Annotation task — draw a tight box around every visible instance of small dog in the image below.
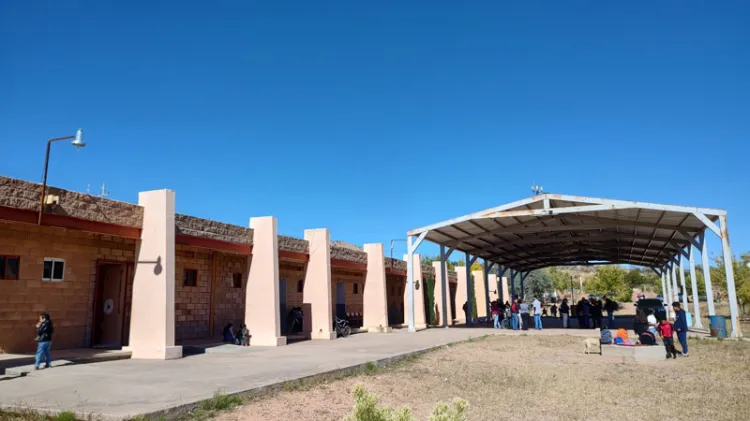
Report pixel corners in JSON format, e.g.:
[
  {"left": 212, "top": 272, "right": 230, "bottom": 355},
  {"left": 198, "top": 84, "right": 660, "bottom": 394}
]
[{"left": 584, "top": 337, "right": 601, "bottom": 355}]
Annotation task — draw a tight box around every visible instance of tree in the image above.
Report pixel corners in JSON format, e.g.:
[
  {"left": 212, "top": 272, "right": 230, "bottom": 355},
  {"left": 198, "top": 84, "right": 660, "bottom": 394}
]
[
  {"left": 522, "top": 270, "right": 553, "bottom": 299},
  {"left": 546, "top": 267, "right": 570, "bottom": 293},
  {"left": 587, "top": 266, "right": 630, "bottom": 302},
  {"left": 709, "top": 253, "right": 750, "bottom": 314}
]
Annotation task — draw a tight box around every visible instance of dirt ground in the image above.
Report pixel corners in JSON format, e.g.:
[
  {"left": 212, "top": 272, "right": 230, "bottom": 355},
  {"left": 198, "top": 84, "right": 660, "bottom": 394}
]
[{"left": 215, "top": 335, "right": 750, "bottom": 421}]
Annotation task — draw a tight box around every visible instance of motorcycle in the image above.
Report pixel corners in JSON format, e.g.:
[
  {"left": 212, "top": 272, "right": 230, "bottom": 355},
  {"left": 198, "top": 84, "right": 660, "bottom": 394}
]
[{"left": 334, "top": 316, "right": 351, "bottom": 338}]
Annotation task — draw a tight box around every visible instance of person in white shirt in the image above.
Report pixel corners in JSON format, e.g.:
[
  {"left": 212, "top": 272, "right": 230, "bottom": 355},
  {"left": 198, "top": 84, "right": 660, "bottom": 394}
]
[
  {"left": 646, "top": 309, "right": 659, "bottom": 336},
  {"left": 532, "top": 297, "right": 543, "bottom": 330}
]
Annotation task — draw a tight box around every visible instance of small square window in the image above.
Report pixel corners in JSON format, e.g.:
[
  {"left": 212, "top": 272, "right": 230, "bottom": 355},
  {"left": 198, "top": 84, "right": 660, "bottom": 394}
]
[
  {"left": 184, "top": 269, "right": 198, "bottom": 287},
  {"left": 353, "top": 283, "right": 359, "bottom": 294},
  {"left": 0, "top": 256, "right": 20, "bottom": 280},
  {"left": 232, "top": 273, "right": 243, "bottom": 288},
  {"left": 297, "top": 279, "right": 304, "bottom": 293},
  {"left": 42, "top": 258, "right": 64, "bottom": 281}
]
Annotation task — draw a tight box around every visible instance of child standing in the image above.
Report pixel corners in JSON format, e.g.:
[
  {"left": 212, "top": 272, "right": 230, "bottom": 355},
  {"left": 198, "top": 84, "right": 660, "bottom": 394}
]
[
  {"left": 239, "top": 324, "right": 251, "bottom": 346},
  {"left": 658, "top": 319, "right": 678, "bottom": 359}
]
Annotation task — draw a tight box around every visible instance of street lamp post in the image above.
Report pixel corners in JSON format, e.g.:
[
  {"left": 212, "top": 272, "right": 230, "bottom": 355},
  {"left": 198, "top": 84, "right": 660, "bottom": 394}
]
[{"left": 38, "top": 129, "right": 86, "bottom": 224}]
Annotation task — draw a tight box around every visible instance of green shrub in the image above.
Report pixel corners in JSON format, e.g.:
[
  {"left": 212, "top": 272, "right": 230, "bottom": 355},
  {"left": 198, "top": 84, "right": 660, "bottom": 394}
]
[
  {"left": 53, "top": 413, "right": 77, "bottom": 421},
  {"left": 197, "top": 391, "right": 242, "bottom": 412},
  {"left": 345, "top": 386, "right": 467, "bottom": 421}
]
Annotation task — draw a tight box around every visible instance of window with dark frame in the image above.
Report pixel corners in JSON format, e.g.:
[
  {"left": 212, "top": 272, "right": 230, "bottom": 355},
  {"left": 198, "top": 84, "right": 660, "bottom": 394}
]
[
  {"left": 0, "top": 256, "right": 20, "bottom": 280},
  {"left": 353, "top": 283, "right": 359, "bottom": 294},
  {"left": 232, "top": 273, "right": 242, "bottom": 288},
  {"left": 297, "top": 279, "right": 304, "bottom": 293},
  {"left": 184, "top": 269, "right": 198, "bottom": 287}
]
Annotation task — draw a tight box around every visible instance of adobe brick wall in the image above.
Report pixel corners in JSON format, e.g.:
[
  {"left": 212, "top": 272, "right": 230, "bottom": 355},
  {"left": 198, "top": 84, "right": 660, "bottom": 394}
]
[
  {"left": 384, "top": 257, "right": 406, "bottom": 272},
  {"left": 279, "top": 236, "right": 309, "bottom": 254},
  {"left": 175, "top": 214, "right": 253, "bottom": 245},
  {"left": 0, "top": 221, "right": 135, "bottom": 353},
  {"left": 174, "top": 245, "right": 212, "bottom": 341},
  {"left": 212, "top": 252, "right": 249, "bottom": 335},
  {"left": 280, "top": 261, "right": 306, "bottom": 309},
  {"left": 331, "top": 268, "right": 365, "bottom": 315},
  {"left": 331, "top": 242, "right": 367, "bottom": 264},
  {"left": 0, "top": 176, "right": 143, "bottom": 227}
]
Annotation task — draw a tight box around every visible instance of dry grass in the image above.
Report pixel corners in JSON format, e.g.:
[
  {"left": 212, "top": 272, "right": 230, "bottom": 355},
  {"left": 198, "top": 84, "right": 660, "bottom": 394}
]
[{"left": 215, "top": 335, "right": 750, "bottom": 421}]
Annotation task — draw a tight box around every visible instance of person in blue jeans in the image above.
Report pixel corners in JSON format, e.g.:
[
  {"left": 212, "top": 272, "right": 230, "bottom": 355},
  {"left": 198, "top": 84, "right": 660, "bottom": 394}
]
[
  {"left": 34, "top": 313, "right": 54, "bottom": 370},
  {"left": 672, "top": 302, "right": 689, "bottom": 357},
  {"left": 511, "top": 300, "right": 520, "bottom": 330},
  {"left": 532, "top": 296, "right": 543, "bottom": 330}
]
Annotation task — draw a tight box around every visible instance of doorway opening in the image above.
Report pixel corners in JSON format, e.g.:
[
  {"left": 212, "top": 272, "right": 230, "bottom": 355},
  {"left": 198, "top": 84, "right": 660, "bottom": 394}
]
[{"left": 92, "top": 262, "right": 128, "bottom": 348}]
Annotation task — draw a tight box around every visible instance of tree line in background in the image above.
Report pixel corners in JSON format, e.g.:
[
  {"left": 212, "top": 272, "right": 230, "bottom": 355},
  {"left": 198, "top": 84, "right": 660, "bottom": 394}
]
[{"left": 418, "top": 252, "right": 750, "bottom": 316}]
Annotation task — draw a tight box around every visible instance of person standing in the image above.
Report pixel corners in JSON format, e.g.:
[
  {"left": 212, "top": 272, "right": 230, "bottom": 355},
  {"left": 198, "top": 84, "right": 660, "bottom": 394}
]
[
  {"left": 658, "top": 318, "right": 679, "bottom": 359},
  {"left": 34, "top": 313, "right": 54, "bottom": 370},
  {"left": 519, "top": 299, "right": 530, "bottom": 331},
  {"left": 583, "top": 298, "right": 591, "bottom": 328},
  {"left": 576, "top": 298, "right": 586, "bottom": 328},
  {"left": 491, "top": 301, "right": 501, "bottom": 329},
  {"left": 511, "top": 299, "right": 520, "bottom": 330},
  {"left": 603, "top": 296, "right": 617, "bottom": 328},
  {"left": 532, "top": 296, "right": 543, "bottom": 330},
  {"left": 560, "top": 298, "right": 570, "bottom": 328},
  {"left": 673, "top": 302, "right": 689, "bottom": 357},
  {"left": 591, "top": 299, "right": 603, "bottom": 329},
  {"left": 646, "top": 309, "right": 659, "bottom": 337}
]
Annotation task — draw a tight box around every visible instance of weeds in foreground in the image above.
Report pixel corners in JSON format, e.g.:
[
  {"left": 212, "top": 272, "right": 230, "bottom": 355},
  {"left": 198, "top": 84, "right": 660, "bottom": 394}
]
[
  {"left": 0, "top": 409, "right": 90, "bottom": 421},
  {"left": 344, "top": 386, "right": 467, "bottom": 421},
  {"left": 186, "top": 391, "right": 243, "bottom": 420}
]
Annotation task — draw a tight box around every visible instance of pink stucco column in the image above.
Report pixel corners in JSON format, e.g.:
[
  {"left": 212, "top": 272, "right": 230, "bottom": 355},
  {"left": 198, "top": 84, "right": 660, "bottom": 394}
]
[
  {"left": 126, "top": 190, "right": 182, "bottom": 360},
  {"left": 246, "top": 216, "right": 287, "bottom": 346},
  {"left": 488, "top": 274, "right": 499, "bottom": 303},
  {"left": 432, "top": 261, "right": 452, "bottom": 326},
  {"left": 472, "top": 270, "right": 487, "bottom": 318},
  {"left": 454, "top": 266, "right": 469, "bottom": 323},
  {"left": 362, "top": 243, "right": 391, "bottom": 333},
  {"left": 303, "top": 229, "right": 336, "bottom": 340},
  {"left": 402, "top": 254, "right": 427, "bottom": 330},
  {"left": 501, "top": 276, "right": 510, "bottom": 303}
]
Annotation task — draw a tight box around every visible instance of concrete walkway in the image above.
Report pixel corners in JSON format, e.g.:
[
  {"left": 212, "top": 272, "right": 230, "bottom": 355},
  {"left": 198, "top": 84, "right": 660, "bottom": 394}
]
[{"left": 0, "top": 327, "right": 597, "bottom": 420}]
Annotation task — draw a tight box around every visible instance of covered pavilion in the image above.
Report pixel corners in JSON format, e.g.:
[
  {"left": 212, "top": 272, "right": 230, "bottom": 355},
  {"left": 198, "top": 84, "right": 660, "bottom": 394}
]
[{"left": 405, "top": 193, "right": 742, "bottom": 337}]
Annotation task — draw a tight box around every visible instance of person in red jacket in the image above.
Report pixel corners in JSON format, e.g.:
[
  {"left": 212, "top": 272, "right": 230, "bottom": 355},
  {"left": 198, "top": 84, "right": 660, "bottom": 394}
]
[{"left": 658, "top": 319, "right": 678, "bottom": 359}]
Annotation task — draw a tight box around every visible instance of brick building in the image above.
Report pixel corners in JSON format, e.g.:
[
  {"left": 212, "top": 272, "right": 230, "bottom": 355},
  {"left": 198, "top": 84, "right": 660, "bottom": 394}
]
[{"left": 0, "top": 176, "right": 461, "bottom": 357}]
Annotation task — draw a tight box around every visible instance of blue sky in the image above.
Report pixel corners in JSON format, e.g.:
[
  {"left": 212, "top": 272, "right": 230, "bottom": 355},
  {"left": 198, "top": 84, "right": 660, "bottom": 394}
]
[{"left": 2, "top": 1, "right": 749, "bottom": 261}]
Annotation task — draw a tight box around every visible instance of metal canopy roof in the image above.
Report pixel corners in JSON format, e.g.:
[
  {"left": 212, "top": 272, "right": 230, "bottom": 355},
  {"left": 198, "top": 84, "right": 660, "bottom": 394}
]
[{"left": 408, "top": 194, "right": 725, "bottom": 273}]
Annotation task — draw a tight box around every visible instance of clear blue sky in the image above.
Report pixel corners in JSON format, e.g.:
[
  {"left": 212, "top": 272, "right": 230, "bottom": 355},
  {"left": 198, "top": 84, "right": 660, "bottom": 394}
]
[{"left": 2, "top": 1, "right": 749, "bottom": 261}]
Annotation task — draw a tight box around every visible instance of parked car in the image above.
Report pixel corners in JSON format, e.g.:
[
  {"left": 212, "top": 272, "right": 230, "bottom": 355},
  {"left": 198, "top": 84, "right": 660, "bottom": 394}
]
[{"left": 634, "top": 298, "right": 667, "bottom": 334}]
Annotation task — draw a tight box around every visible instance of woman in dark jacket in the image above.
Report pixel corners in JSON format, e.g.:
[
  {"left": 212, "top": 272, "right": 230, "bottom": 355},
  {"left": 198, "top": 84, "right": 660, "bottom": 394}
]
[{"left": 34, "top": 313, "right": 54, "bottom": 370}]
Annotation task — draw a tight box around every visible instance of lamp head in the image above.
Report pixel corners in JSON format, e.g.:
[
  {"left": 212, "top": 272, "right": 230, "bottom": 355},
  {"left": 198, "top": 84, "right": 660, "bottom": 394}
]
[{"left": 72, "top": 129, "right": 86, "bottom": 148}]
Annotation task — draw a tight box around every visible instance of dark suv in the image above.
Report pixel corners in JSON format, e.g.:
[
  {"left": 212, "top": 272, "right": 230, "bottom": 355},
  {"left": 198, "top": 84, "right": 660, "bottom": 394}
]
[{"left": 634, "top": 298, "right": 667, "bottom": 334}]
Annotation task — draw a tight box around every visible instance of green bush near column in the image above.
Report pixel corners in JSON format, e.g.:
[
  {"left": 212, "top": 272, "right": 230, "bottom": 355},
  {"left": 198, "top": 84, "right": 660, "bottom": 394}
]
[{"left": 424, "top": 276, "right": 435, "bottom": 324}]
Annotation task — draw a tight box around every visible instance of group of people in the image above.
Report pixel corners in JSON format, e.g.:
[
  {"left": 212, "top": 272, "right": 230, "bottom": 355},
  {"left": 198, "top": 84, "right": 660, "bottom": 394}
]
[
  {"left": 490, "top": 296, "right": 545, "bottom": 330},
  {"left": 646, "top": 301, "right": 690, "bottom": 358},
  {"left": 600, "top": 301, "right": 689, "bottom": 359},
  {"left": 222, "top": 322, "right": 251, "bottom": 346},
  {"left": 574, "top": 295, "right": 618, "bottom": 329}
]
